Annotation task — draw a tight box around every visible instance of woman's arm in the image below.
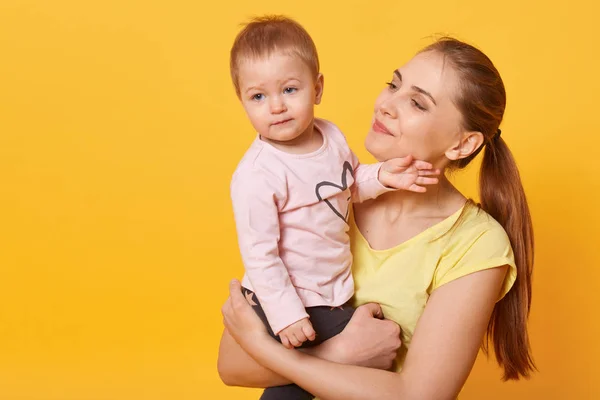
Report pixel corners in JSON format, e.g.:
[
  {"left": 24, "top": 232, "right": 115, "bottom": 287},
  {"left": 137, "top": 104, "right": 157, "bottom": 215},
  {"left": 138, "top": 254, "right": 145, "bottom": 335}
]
[
  {"left": 217, "top": 327, "right": 289, "bottom": 387},
  {"left": 222, "top": 265, "right": 508, "bottom": 400},
  {"left": 217, "top": 302, "right": 403, "bottom": 387}
]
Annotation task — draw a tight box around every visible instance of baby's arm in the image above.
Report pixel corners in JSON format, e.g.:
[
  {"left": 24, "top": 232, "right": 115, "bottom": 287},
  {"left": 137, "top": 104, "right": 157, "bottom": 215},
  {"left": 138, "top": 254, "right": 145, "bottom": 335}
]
[
  {"left": 231, "top": 169, "right": 310, "bottom": 340},
  {"left": 348, "top": 156, "right": 389, "bottom": 203},
  {"left": 350, "top": 151, "right": 439, "bottom": 202}
]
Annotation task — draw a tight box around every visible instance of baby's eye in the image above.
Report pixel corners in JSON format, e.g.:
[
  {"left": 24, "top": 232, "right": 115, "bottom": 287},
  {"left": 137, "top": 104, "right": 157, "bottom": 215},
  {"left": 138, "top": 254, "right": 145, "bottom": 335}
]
[
  {"left": 252, "top": 93, "right": 265, "bottom": 101},
  {"left": 283, "top": 87, "right": 297, "bottom": 94}
]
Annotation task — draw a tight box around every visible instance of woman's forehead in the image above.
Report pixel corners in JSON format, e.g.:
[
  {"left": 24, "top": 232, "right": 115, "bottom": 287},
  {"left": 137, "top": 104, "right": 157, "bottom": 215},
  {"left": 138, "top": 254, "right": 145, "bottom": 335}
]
[{"left": 398, "top": 51, "right": 459, "bottom": 100}]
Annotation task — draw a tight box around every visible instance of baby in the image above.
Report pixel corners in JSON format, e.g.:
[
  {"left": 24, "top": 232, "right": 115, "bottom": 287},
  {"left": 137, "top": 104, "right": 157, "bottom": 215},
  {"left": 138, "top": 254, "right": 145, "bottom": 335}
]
[{"left": 229, "top": 15, "right": 437, "bottom": 400}]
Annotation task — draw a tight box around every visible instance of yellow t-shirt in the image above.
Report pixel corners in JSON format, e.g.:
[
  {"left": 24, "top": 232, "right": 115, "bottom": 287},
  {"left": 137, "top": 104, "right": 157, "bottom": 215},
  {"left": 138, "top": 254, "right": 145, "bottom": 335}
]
[{"left": 349, "top": 202, "right": 517, "bottom": 372}]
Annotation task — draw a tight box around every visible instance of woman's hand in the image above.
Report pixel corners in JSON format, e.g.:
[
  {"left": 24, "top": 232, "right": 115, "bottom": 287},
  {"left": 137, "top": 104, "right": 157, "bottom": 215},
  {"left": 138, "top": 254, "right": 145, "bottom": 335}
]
[
  {"left": 221, "top": 279, "right": 273, "bottom": 352},
  {"left": 221, "top": 280, "right": 401, "bottom": 371},
  {"left": 334, "top": 303, "right": 402, "bottom": 370}
]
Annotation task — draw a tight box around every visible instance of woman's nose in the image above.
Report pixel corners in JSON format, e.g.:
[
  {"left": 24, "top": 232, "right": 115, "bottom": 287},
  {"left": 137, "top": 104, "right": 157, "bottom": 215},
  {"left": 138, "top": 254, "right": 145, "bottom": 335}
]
[{"left": 377, "top": 96, "right": 398, "bottom": 119}]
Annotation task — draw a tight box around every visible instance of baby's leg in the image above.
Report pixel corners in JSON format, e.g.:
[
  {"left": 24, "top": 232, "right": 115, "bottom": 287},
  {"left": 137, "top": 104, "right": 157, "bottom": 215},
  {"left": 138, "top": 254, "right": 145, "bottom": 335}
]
[
  {"left": 240, "top": 287, "right": 278, "bottom": 338},
  {"left": 303, "top": 303, "right": 355, "bottom": 346},
  {"left": 260, "top": 304, "right": 355, "bottom": 399},
  {"left": 242, "top": 288, "right": 354, "bottom": 400},
  {"left": 259, "top": 385, "right": 314, "bottom": 400}
]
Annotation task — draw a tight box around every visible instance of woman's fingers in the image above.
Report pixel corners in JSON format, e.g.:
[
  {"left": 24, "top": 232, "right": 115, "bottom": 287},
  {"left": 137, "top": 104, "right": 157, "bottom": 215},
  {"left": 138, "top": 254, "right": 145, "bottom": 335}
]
[
  {"left": 222, "top": 279, "right": 271, "bottom": 346},
  {"left": 357, "top": 302, "right": 384, "bottom": 319},
  {"left": 221, "top": 296, "right": 232, "bottom": 320},
  {"left": 229, "top": 279, "right": 247, "bottom": 309}
]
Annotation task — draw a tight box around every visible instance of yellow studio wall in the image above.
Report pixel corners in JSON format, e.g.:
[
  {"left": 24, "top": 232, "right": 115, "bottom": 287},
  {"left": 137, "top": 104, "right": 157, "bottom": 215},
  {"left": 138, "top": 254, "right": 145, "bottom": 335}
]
[{"left": 1, "top": 0, "right": 598, "bottom": 399}]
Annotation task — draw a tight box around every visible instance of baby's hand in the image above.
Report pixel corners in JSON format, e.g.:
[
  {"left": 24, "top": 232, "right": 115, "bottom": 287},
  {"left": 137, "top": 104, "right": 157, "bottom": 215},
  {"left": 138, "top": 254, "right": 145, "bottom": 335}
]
[
  {"left": 278, "top": 317, "right": 316, "bottom": 349},
  {"left": 379, "top": 155, "right": 440, "bottom": 193}
]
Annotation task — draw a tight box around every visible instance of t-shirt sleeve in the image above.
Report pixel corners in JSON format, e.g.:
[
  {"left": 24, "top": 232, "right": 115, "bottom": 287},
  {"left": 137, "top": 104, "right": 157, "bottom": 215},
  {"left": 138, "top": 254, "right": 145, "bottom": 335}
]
[
  {"left": 350, "top": 152, "right": 395, "bottom": 203},
  {"left": 431, "top": 223, "right": 517, "bottom": 302},
  {"left": 230, "top": 168, "right": 309, "bottom": 334}
]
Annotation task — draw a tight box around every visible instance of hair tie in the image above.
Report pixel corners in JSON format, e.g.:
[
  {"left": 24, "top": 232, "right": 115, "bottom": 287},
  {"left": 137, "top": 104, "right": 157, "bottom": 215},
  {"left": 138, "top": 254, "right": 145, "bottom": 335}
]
[{"left": 486, "top": 129, "right": 502, "bottom": 147}]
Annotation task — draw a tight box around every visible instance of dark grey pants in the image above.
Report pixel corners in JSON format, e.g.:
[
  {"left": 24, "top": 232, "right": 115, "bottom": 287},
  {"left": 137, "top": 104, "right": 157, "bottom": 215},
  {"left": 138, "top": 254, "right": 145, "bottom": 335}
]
[{"left": 242, "top": 288, "right": 355, "bottom": 400}]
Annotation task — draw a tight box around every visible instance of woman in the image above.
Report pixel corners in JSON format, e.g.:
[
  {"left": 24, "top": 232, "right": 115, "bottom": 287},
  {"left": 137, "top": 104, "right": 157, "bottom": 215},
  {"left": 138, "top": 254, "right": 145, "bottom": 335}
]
[{"left": 218, "top": 37, "right": 535, "bottom": 399}]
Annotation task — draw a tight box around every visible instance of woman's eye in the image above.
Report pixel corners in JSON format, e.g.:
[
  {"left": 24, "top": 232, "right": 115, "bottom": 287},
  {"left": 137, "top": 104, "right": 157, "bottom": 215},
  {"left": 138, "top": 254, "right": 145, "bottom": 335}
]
[
  {"left": 412, "top": 99, "right": 426, "bottom": 111},
  {"left": 385, "top": 81, "right": 398, "bottom": 90}
]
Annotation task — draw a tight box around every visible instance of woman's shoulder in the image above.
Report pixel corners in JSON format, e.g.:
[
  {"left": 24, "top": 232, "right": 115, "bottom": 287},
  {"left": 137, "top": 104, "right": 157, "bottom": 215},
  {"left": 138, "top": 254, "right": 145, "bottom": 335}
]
[
  {"left": 431, "top": 201, "right": 516, "bottom": 297},
  {"left": 449, "top": 201, "right": 509, "bottom": 243}
]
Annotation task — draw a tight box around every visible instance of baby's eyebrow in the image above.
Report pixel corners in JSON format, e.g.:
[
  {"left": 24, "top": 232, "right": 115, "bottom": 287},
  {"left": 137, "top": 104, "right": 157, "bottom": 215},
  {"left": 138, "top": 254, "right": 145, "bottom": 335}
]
[
  {"left": 244, "top": 85, "right": 262, "bottom": 94},
  {"left": 243, "top": 76, "right": 305, "bottom": 94}
]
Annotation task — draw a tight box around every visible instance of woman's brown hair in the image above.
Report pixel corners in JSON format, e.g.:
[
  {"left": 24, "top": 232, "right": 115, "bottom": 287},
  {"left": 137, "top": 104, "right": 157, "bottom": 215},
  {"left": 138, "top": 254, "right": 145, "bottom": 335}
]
[{"left": 423, "top": 37, "right": 535, "bottom": 380}]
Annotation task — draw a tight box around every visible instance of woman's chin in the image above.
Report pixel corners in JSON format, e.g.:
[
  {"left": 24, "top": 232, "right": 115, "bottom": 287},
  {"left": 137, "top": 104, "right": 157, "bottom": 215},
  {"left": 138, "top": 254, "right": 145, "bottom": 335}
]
[
  {"left": 365, "top": 135, "right": 403, "bottom": 162},
  {"left": 364, "top": 134, "right": 384, "bottom": 159}
]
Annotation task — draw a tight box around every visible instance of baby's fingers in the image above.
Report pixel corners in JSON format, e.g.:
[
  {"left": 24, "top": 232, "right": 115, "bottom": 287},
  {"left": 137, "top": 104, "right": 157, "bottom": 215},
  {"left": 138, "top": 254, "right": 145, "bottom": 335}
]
[
  {"left": 407, "top": 183, "right": 427, "bottom": 193},
  {"left": 415, "top": 177, "right": 439, "bottom": 186},
  {"left": 288, "top": 333, "right": 302, "bottom": 347},
  {"left": 418, "top": 169, "right": 440, "bottom": 176},
  {"left": 302, "top": 324, "right": 316, "bottom": 341},
  {"left": 412, "top": 160, "right": 434, "bottom": 170},
  {"left": 280, "top": 334, "right": 293, "bottom": 349}
]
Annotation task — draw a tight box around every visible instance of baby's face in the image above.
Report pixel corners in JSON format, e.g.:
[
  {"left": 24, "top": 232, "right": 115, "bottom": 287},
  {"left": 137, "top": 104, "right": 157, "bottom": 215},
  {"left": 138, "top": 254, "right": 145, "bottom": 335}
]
[{"left": 237, "top": 52, "right": 322, "bottom": 144}]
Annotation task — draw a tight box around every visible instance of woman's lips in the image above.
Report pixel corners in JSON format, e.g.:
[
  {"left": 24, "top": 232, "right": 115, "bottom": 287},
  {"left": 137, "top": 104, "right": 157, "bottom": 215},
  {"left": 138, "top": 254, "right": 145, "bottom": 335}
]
[{"left": 372, "top": 120, "right": 393, "bottom": 135}]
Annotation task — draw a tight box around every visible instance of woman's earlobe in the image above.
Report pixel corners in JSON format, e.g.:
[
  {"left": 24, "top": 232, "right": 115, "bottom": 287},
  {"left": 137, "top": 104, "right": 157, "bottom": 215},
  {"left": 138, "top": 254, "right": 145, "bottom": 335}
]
[
  {"left": 446, "top": 148, "right": 462, "bottom": 161},
  {"left": 446, "top": 131, "right": 484, "bottom": 160},
  {"left": 445, "top": 140, "right": 464, "bottom": 161}
]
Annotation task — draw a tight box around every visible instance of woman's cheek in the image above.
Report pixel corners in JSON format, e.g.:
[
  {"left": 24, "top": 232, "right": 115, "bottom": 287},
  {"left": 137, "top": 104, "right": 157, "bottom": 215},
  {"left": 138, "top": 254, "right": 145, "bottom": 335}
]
[{"left": 364, "top": 132, "right": 389, "bottom": 162}]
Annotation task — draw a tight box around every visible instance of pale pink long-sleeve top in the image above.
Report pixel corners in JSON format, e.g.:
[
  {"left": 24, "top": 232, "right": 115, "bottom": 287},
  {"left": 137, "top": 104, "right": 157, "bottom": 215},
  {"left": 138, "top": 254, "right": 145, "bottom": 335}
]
[{"left": 230, "top": 118, "right": 391, "bottom": 334}]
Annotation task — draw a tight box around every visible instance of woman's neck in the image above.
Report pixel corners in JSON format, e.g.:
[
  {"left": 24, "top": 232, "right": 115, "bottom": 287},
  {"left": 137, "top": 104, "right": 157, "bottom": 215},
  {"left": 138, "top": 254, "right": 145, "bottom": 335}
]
[{"left": 372, "top": 174, "right": 467, "bottom": 220}]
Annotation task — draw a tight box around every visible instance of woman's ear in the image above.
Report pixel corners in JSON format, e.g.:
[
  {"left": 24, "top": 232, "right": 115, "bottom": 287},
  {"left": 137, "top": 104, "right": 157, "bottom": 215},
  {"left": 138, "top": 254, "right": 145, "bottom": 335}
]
[
  {"left": 445, "top": 131, "right": 484, "bottom": 160},
  {"left": 314, "top": 73, "right": 324, "bottom": 105}
]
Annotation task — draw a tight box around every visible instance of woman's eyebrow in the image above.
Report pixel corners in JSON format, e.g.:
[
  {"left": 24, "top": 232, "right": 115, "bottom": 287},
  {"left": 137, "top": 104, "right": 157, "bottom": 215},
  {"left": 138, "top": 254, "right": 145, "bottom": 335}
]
[
  {"left": 413, "top": 86, "right": 437, "bottom": 105},
  {"left": 394, "top": 69, "right": 437, "bottom": 106}
]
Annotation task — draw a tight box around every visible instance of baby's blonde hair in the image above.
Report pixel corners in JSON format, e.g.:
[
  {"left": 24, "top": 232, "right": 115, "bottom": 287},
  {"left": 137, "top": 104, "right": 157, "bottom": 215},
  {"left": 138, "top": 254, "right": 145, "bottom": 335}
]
[{"left": 230, "top": 15, "right": 320, "bottom": 97}]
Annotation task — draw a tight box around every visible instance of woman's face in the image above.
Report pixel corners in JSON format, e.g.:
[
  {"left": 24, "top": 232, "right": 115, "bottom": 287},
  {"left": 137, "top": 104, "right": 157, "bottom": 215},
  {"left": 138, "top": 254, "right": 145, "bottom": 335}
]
[{"left": 365, "top": 50, "right": 466, "bottom": 166}]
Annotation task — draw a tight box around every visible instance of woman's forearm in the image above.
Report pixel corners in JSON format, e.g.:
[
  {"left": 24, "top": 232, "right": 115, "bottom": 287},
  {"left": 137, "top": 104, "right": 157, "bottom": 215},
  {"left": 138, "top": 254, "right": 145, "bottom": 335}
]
[
  {"left": 218, "top": 328, "right": 341, "bottom": 388},
  {"left": 253, "top": 339, "right": 411, "bottom": 400},
  {"left": 218, "top": 329, "right": 290, "bottom": 387},
  {"left": 218, "top": 356, "right": 290, "bottom": 388}
]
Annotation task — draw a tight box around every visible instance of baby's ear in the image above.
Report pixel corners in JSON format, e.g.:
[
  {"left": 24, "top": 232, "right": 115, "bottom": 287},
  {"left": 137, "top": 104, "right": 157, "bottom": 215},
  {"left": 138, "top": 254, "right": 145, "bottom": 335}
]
[{"left": 315, "top": 73, "right": 324, "bottom": 105}]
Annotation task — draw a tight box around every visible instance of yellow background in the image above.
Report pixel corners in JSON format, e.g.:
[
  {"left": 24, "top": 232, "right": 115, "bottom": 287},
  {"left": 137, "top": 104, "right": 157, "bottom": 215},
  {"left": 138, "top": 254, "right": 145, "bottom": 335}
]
[{"left": 1, "top": 0, "right": 598, "bottom": 398}]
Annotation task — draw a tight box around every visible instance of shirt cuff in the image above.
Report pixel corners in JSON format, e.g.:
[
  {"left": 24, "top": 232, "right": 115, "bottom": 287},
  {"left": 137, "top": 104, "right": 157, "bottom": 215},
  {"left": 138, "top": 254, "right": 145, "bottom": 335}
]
[{"left": 260, "top": 293, "right": 310, "bottom": 335}]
